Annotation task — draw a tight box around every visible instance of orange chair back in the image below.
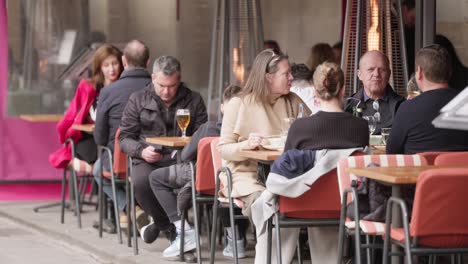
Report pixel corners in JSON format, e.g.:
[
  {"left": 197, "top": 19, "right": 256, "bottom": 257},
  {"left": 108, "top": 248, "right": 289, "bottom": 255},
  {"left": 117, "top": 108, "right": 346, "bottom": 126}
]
[
  {"left": 337, "top": 154, "right": 427, "bottom": 205},
  {"left": 417, "top": 151, "right": 450, "bottom": 165},
  {"left": 195, "top": 137, "right": 218, "bottom": 195},
  {"left": 410, "top": 168, "right": 468, "bottom": 247},
  {"left": 278, "top": 169, "right": 340, "bottom": 218},
  {"left": 113, "top": 128, "right": 127, "bottom": 177},
  {"left": 434, "top": 151, "right": 468, "bottom": 166}
]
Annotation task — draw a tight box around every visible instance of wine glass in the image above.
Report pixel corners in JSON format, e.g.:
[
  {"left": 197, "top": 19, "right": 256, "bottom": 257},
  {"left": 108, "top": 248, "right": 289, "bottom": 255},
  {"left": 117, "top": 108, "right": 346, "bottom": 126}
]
[
  {"left": 176, "top": 109, "right": 191, "bottom": 138},
  {"left": 362, "top": 116, "right": 377, "bottom": 136},
  {"left": 381, "top": 127, "right": 391, "bottom": 145}
]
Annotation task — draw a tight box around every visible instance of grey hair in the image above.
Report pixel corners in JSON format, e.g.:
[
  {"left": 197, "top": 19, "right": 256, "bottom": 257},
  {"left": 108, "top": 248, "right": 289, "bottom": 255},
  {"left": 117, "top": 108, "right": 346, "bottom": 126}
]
[{"left": 152, "top": 55, "right": 181, "bottom": 75}]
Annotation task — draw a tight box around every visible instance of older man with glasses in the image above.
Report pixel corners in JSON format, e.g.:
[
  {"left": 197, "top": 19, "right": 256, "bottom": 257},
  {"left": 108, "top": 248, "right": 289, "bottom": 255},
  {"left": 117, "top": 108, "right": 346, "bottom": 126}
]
[{"left": 345, "top": 50, "right": 405, "bottom": 134}]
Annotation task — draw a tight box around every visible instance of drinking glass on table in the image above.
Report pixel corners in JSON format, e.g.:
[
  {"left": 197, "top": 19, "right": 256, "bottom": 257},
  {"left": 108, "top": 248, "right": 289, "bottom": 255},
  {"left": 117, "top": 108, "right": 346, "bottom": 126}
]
[
  {"left": 176, "top": 109, "right": 190, "bottom": 138},
  {"left": 362, "top": 116, "right": 377, "bottom": 136},
  {"left": 381, "top": 127, "right": 391, "bottom": 145}
]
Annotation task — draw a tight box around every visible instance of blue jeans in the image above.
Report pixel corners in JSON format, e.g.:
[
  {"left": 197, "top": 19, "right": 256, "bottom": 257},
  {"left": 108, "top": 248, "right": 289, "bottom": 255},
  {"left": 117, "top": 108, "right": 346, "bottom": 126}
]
[{"left": 93, "top": 159, "right": 127, "bottom": 213}]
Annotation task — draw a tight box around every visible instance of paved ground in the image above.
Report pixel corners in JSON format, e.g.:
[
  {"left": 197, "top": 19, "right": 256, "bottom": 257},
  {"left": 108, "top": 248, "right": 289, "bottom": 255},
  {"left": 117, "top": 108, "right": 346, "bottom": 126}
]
[
  {"left": 2, "top": 200, "right": 466, "bottom": 263},
  {"left": 0, "top": 200, "right": 261, "bottom": 264}
]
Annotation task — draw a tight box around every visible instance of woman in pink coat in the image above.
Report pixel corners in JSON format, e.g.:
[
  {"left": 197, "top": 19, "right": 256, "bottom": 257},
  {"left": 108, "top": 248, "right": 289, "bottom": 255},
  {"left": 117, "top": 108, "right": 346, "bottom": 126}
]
[{"left": 49, "top": 44, "right": 123, "bottom": 169}]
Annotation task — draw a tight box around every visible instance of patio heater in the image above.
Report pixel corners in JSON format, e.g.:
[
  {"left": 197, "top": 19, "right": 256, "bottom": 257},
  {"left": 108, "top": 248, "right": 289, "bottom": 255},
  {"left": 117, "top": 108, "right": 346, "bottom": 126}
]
[
  {"left": 206, "top": 0, "right": 264, "bottom": 121},
  {"left": 342, "top": 0, "right": 408, "bottom": 97}
]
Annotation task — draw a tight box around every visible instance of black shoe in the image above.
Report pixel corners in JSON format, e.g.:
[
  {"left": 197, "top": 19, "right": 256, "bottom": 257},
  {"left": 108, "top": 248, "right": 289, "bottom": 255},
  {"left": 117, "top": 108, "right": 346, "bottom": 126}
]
[
  {"left": 92, "top": 219, "right": 116, "bottom": 234},
  {"left": 162, "top": 224, "right": 177, "bottom": 242},
  {"left": 140, "top": 222, "right": 160, "bottom": 243}
]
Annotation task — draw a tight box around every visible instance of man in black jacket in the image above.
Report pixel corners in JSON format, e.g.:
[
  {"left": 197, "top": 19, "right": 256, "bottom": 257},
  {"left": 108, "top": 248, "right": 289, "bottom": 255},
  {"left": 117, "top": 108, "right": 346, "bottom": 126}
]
[
  {"left": 148, "top": 85, "right": 244, "bottom": 258},
  {"left": 118, "top": 55, "right": 207, "bottom": 245},
  {"left": 387, "top": 44, "right": 468, "bottom": 154},
  {"left": 93, "top": 39, "right": 151, "bottom": 230},
  {"left": 345, "top": 51, "right": 405, "bottom": 134}
]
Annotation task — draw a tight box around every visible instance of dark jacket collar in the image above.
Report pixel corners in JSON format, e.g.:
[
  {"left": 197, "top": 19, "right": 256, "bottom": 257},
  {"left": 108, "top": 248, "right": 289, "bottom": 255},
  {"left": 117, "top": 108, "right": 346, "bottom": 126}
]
[
  {"left": 119, "top": 68, "right": 151, "bottom": 80},
  {"left": 354, "top": 85, "right": 400, "bottom": 102}
]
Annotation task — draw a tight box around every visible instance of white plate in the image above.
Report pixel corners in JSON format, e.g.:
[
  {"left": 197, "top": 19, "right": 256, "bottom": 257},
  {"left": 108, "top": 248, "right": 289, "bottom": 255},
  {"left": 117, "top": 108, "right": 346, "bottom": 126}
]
[
  {"left": 261, "top": 144, "right": 284, "bottom": 151},
  {"left": 261, "top": 137, "right": 284, "bottom": 151}
]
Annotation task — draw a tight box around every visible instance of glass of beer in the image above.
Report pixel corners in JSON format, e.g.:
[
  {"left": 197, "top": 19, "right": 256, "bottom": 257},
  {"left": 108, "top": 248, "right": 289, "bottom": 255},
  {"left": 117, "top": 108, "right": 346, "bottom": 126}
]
[{"left": 176, "top": 109, "right": 191, "bottom": 138}]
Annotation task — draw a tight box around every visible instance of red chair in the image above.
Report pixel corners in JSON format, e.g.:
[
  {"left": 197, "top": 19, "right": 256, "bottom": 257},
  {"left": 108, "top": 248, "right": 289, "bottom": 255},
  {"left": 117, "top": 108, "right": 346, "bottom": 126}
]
[
  {"left": 337, "top": 154, "right": 427, "bottom": 264},
  {"left": 434, "top": 151, "right": 468, "bottom": 166},
  {"left": 98, "top": 129, "right": 138, "bottom": 254},
  {"left": 269, "top": 168, "right": 341, "bottom": 264},
  {"left": 383, "top": 168, "right": 468, "bottom": 264},
  {"left": 209, "top": 138, "right": 247, "bottom": 264},
  {"left": 190, "top": 136, "right": 218, "bottom": 263},
  {"left": 417, "top": 151, "right": 450, "bottom": 165}
]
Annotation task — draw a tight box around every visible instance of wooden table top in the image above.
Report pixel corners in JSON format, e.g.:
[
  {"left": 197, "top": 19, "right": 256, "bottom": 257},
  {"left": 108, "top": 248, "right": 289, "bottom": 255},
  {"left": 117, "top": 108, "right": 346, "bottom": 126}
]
[
  {"left": 72, "top": 124, "right": 95, "bottom": 133},
  {"left": 19, "top": 114, "right": 63, "bottom": 122},
  {"left": 239, "top": 149, "right": 283, "bottom": 161},
  {"left": 347, "top": 165, "right": 468, "bottom": 184},
  {"left": 146, "top": 136, "right": 191, "bottom": 147}
]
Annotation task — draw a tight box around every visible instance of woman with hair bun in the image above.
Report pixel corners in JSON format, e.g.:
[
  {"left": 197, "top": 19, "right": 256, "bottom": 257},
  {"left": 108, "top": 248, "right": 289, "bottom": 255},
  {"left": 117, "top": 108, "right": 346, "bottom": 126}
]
[
  {"left": 285, "top": 62, "right": 369, "bottom": 151},
  {"left": 283, "top": 62, "right": 369, "bottom": 264}
]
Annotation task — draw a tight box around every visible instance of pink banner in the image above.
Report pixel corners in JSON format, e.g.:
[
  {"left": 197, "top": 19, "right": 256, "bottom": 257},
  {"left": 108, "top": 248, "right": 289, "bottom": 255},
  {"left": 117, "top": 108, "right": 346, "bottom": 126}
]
[{"left": 0, "top": 0, "right": 61, "bottom": 181}]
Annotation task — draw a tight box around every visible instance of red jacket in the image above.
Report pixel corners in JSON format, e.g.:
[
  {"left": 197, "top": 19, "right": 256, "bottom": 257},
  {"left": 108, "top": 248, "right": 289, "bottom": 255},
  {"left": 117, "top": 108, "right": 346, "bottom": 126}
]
[{"left": 49, "top": 80, "right": 97, "bottom": 169}]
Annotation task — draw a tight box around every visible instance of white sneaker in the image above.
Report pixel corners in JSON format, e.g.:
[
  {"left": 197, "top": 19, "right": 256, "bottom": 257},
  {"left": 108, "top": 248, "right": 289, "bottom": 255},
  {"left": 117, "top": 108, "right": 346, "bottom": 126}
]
[
  {"left": 223, "top": 237, "right": 246, "bottom": 258},
  {"left": 162, "top": 229, "right": 197, "bottom": 258}
]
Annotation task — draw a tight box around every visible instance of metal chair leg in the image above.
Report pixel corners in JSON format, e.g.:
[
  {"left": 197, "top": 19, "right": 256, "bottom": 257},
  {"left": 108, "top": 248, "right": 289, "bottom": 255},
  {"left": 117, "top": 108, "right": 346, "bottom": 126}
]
[
  {"left": 267, "top": 218, "right": 273, "bottom": 264},
  {"left": 228, "top": 198, "right": 239, "bottom": 264},
  {"left": 111, "top": 173, "right": 122, "bottom": 244},
  {"left": 180, "top": 210, "right": 187, "bottom": 262},
  {"left": 130, "top": 177, "right": 138, "bottom": 255},
  {"left": 126, "top": 174, "right": 132, "bottom": 248},
  {"left": 296, "top": 235, "right": 303, "bottom": 264},
  {"left": 366, "top": 235, "right": 372, "bottom": 264},
  {"left": 70, "top": 167, "right": 82, "bottom": 228},
  {"left": 209, "top": 172, "right": 221, "bottom": 264},
  {"left": 60, "top": 168, "right": 67, "bottom": 224},
  {"left": 190, "top": 162, "right": 202, "bottom": 264},
  {"left": 274, "top": 212, "right": 282, "bottom": 264}
]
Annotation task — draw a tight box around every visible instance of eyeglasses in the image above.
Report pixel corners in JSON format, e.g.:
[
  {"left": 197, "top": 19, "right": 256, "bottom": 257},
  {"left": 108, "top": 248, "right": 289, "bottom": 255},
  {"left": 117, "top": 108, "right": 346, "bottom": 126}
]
[{"left": 372, "top": 100, "right": 381, "bottom": 122}]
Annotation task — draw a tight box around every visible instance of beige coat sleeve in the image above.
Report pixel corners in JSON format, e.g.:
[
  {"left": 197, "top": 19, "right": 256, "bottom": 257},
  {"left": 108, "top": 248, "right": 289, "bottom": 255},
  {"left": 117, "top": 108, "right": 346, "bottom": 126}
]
[{"left": 218, "top": 97, "right": 250, "bottom": 161}]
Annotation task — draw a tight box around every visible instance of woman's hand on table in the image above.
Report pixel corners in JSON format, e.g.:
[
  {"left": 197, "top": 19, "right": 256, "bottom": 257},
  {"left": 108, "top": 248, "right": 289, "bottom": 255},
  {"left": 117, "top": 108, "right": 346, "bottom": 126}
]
[
  {"left": 246, "top": 133, "right": 263, "bottom": 150},
  {"left": 141, "top": 146, "right": 163, "bottom": 163}
]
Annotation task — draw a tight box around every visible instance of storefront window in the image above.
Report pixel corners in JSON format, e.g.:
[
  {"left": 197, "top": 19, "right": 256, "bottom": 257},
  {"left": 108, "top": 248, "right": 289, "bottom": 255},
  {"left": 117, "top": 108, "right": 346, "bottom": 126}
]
[{"left": 7, "top": 0, "right": 214, "bottom": 116}]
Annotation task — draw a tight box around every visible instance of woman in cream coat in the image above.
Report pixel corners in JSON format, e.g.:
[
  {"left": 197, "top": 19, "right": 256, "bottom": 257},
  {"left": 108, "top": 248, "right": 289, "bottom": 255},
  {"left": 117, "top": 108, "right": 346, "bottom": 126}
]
[{"left": 218, "top": 49, "right": 309, "bottom": 218}]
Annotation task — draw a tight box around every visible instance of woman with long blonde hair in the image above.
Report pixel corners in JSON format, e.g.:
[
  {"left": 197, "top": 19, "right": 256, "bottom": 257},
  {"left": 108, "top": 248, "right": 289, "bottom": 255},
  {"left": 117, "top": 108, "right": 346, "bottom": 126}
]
[{"left": 218, "top": 49, "right": 309, "bottom": 259}]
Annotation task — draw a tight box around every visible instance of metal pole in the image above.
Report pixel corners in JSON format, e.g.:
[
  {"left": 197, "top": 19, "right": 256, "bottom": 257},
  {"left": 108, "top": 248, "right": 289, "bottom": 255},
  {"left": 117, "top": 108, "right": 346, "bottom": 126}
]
[
  {"left": 353, "top": 0, "right": 364, "bottom": 93},
  {"left": 255, "top": 0, "right": 264, "bottom": 53},
  {"left": 415, "top": 0, "right": 423, "bottom": 52},
  {"left": 422, "top": 0, "right": 435, "bottom": 47},
  {"left": 207, "top": 0, "right": 221, "bottom": 121},
  {"left": 217, "top": 0, "right": 228, "bottom": 121},
  {"left": 396, "top": 0, "right": 409, "bottom": 85}
]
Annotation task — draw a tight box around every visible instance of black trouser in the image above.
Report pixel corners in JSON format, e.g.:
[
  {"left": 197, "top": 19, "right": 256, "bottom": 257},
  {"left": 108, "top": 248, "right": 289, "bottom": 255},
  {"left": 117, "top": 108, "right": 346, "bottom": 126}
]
[{"left": 132, "top": 161, "right": 172, "bottom": 231}]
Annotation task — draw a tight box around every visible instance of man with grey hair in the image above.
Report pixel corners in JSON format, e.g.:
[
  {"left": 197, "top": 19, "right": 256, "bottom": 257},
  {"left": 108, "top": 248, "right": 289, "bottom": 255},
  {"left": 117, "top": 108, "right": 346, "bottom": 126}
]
[
  {"left": 93, "top": 39, "right": 151, "bottom": 232},
  {"left": 119, "top": 55, "right": 207, "bottom": 247}
]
